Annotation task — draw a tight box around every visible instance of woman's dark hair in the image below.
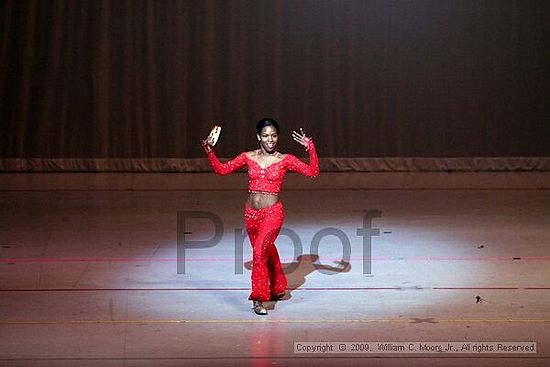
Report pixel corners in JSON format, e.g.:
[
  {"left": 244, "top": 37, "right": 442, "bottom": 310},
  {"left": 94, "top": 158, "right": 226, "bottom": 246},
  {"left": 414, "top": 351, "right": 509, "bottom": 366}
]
[{"left": 256, "top": 118, "right": 280, "bottom": 135}]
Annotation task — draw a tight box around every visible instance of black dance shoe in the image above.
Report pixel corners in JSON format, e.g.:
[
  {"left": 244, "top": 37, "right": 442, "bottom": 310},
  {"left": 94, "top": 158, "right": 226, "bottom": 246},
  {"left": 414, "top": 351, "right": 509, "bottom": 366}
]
[{"left": 253, "top": 300, "right": 267, "bottom": 315}]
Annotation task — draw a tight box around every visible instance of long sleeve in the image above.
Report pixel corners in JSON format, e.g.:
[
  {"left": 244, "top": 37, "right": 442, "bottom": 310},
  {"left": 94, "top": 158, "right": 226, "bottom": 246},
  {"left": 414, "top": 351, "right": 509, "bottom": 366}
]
[
  {"left": 285, "top": 140, "right": 319, "bottom": 178},
  {"left": 206, "top": 149, "right": 247, "bottom": 175}
]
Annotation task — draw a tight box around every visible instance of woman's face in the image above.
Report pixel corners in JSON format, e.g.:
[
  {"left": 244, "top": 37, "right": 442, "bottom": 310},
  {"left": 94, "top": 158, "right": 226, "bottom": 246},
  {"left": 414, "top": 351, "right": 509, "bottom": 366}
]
[{"left": 257, "top": 125, "right": 279, "bottom": 153}]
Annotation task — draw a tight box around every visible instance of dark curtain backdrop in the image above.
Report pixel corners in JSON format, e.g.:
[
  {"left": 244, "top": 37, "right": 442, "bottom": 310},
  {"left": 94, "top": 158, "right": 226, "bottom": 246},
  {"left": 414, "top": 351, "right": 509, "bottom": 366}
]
[{"left": 1, "top": 0, "right": 549, "bottom": 163}]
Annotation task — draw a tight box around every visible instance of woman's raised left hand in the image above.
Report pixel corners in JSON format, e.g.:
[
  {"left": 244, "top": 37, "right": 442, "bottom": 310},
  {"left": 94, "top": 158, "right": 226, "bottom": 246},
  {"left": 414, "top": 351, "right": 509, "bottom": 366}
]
[{"left": 292, "top": 128, "right": 312, "bottom": 147}]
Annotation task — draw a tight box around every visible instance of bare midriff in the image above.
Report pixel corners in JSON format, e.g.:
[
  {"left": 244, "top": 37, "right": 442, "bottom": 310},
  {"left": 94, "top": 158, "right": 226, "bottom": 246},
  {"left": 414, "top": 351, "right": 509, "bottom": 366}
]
[{"left": 247, "top": 191, "right": 279, "bottom": 209}]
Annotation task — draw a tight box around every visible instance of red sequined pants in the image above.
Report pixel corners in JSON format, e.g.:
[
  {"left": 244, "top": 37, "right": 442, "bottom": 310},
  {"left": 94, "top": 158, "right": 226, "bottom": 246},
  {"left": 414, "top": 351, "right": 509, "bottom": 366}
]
[{"left": 245, "top": 201, "right": 287, "bottom": 301}]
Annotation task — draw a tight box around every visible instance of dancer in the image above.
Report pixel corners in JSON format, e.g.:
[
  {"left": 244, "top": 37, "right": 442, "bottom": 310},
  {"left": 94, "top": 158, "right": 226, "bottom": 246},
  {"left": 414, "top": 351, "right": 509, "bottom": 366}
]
[{"left": 202, "top": 118, "right": 319, "bottom": 315}]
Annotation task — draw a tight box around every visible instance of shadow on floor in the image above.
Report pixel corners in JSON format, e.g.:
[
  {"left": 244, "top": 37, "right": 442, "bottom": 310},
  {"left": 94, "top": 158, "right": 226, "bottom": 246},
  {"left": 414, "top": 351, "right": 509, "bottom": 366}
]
[{"left": 244, "top": 254, "right": 351, "bottom": 310}]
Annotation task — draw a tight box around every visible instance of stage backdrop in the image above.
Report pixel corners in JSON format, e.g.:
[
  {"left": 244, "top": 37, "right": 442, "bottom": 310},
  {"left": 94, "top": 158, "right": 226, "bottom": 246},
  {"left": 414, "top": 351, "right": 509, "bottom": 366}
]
[{"left": 1, "top": 0, "right": 549, "bottom": 171}]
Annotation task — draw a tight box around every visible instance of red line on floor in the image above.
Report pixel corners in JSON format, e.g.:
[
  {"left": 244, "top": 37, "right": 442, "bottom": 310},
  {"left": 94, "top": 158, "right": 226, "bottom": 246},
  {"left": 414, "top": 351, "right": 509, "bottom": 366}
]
[
  {"left": 432, "top": 287, "right": 521, "bottom": 290},
  {"left": 2, "top": 256, "right": 549, "bottom": 263},
  {"left": 1, "top": 287, "right": 549, "bottom": 292}
]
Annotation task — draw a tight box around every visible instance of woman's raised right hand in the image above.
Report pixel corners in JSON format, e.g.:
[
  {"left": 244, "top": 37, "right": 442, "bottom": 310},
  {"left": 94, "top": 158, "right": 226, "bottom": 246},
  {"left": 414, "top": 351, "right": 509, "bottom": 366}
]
[{"left": 201, "top": 136, "right": 214, "bottom": 152}]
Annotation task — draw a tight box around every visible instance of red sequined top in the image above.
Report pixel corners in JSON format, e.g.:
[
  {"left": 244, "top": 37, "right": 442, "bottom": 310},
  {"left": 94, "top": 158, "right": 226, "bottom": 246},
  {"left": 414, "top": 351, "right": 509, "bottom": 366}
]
[{"left": 205, "top": 140, "right": 319, "bottom": 194}]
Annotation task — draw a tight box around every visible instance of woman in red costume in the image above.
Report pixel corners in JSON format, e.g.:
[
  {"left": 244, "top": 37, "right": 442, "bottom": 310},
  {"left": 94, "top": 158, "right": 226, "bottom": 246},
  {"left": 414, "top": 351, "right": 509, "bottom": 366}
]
[{"left": 202, "top": 118, "right": 319, "bottom": 315}]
